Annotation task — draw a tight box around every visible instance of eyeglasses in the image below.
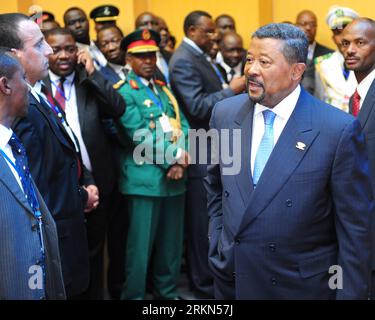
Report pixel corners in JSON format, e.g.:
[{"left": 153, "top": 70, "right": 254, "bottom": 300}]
[
  {"left": 297, "top": 22, "right": 317, "bottom": 28},
  {"left": 51, "top": 45, "right": 77, "bottom": 55}
]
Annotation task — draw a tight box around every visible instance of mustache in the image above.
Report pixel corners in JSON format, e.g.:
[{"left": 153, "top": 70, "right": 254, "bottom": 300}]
[{"left": 246, "top": 76, "right": 264, "bottom": 88}]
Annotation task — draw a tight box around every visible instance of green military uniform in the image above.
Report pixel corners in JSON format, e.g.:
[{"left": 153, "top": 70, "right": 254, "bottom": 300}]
[{"left": 116, "top": 39, "right": 190, "bottom": 299}]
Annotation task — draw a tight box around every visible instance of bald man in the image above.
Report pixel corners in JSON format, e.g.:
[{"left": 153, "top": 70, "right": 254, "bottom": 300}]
[{"left": 296, "top": 10, "right": 333, "bottom": 94}]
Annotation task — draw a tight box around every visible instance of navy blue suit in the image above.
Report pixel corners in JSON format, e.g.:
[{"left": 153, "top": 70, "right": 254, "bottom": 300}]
[
  {"left": 350, "top": 79, "right": 375, "bottom": 298},
  {"left": 205, "top": 88, "right": 372, "bottom": 299}
]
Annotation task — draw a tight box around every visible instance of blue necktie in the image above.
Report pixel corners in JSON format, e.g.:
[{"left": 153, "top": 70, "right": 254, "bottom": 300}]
[
  {"left": 253, "top": 110, "right": 276, "bottom": 186},
  {"left": 8, "top": 133, "right": 40, "bottom": 215}
]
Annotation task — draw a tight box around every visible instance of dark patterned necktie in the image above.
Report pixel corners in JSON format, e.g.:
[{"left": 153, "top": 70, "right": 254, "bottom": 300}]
[
  {"left": 351, "top": 89, "right": 361, "bottom": 117},
  {"left": 54, "top": 77, "right": 66, "bottom": 110},
  {"left": 8, "top": 133, "right": 39, "bottom": 214}
]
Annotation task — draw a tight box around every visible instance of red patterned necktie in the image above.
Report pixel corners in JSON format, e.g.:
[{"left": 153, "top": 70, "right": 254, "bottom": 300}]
[
  {"left": 351, "top": 89, "right": 361, "bottom": 117},
  {"left": 54, "top": 77, "right": 66, "bottom": 110}
]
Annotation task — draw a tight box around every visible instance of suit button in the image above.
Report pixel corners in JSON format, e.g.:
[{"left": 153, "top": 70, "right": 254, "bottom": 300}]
[
  {"left": 224, "top": 191, "right": 229, "bottom": 197},
  {"left": 36, "top": 259, "right": 41, "bottom": 265},
  {"left": 285, "top": 199, "right": 292, "bottom": 207},
  {"left": 31, "top": 224, "right": 38, "bottom": 231},
  {"left": 232, "top": 272, "right": 236, "bottom": 279},
  {"left": 70, "top": 162, "right": 75, "bottom": 168},
  {"left": 235, "top": 238, "right": 241, "bottom": 245},
  {"left": 271, "top": 278, "right": 277, "bottom": 286},
  {"left": 269, "top": 243, "right": 276, "bottom": 252}
]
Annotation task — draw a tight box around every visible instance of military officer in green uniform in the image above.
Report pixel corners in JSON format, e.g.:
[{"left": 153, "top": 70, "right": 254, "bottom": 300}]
[{"left": 115, "top": 29, "right": 190, "bottom": 300}]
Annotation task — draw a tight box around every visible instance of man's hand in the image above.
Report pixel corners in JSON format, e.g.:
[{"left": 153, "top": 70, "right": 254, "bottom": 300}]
[
  {"left": 229, "top": 75, "right": 246, "bottom": 94},
  {"left": 167, "top": 165, "right": 185, "bottom": 180},
  {"left": 77, "top": 49, "right": 95, "bottom": 75},
  {"left": 84, "top": 184, "right": 99, "bottom": 213},
  {"left": 176, "top": 149, "right": 191, "bottom": 169}
]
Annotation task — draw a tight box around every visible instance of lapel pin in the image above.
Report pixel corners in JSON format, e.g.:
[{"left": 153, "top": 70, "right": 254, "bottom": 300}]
[
  {"left": 143, "top": 99, "right": 153, "bottom": 108},
  {"left": 296, "top": 142, "right": 306, "bottom": 151}
]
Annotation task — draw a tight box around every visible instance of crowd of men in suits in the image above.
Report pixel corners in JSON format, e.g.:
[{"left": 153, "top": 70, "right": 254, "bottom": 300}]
[{"left": 1, "top": 3, "right": 375, "bottom": 300}]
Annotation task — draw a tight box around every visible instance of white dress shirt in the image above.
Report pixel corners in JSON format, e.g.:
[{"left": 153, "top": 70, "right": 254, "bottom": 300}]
[
  {"left": 219, "top": 60, "right": 243, "bottom": 81},
  {"left": 251, "top": 85, "right": 301, "bottom": 176},
  {"left": 307, "top": 42, "right": 317, "bottom": 62},
  {"left": 48, "top": 71, "right": 93, "bottom": 171},
  {"left": 356, "top": 68, "right": 375, "bottom": 109},
  {"left": 107, "top": 62, "right": 127, "bottom": 80},
  {"left": 0, "top": 124, "right": 23, "bottom": 190}
]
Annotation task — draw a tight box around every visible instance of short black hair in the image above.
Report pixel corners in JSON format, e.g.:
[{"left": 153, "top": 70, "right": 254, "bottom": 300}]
[
  {"left": 215, "top": 14, "right": 235, "bottom": 24},
  {"left": 0, "top": 47, "right": 22, "bottom": 79},
  {"left": 0, "top": 13, "right": 30, "bottom": 49},
  {"left": 44, "top": 27, "right": 75, "bottom": 42},
  {"left": 97, "top": 25, "right": 124, "bottom": 39},
  {"left": 252, "top": 23, "right": 308, "bottom": 64},
  {"left": 63, "top": 7, "right": 87, "bottom": 25},
  {"left": 183, "top": 10, "right": 212, "bottom": 36}
]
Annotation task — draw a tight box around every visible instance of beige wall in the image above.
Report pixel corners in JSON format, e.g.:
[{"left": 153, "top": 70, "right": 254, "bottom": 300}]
[
  {"left": 273, "top": 0, "right": 375, "bottom": 50},
  {"left": 2, "top": 0, "right": 375, "bottom": 50}
]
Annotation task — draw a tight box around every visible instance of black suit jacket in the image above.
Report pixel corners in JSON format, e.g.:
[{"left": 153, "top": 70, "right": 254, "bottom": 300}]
[
  {"left": 169, "top": 41, "right": 235, "bottom": 177},
  {"left": 302, "top": 42, "right": 333, "bottom": 94},
  {"left": 44, "top": 67, "right": 126, "bottom": 196},
  {"left": 12, "top": 92, "right": 93, "bottom": 297},
  {"left": 350, "top": 79, "right": 375, "bottom": 269}
]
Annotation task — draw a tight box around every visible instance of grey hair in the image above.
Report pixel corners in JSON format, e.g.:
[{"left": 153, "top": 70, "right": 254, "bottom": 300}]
[{"left": 252, "top": 23, "right": 308, "bottom": 64}]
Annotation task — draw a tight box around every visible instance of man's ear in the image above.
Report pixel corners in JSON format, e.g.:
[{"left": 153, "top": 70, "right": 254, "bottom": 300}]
[
  {"left": 0, "top": 77, "right": 11, "bottom": 96},
  {"left": 292, "top": 62, "right": 306, "bottom": 81}
]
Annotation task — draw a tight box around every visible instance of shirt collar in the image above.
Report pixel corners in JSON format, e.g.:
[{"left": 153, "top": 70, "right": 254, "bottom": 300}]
[
  {"left": 357, "top": 68, "right": 375, "bottom": 100},
  {"left": 28, "top": 83, "right": 40, "bottom": 103},
  {"left": 0, "top": 124, "right": 13, "bottom": 150},
  {"left": 49, "top": 70, "right": 75, "bottom": 84},
  {"left": 183, "top": 37, "right": 204, "bottom": 55},
  {"left": 220, "top": 60, "right": 242, "bottom": 74},
  {"left": 254, "top": 85, "right": 301, "bottom": 121},
  {"left": 108, "top": 62, "right": 125, "bottom": 75}
]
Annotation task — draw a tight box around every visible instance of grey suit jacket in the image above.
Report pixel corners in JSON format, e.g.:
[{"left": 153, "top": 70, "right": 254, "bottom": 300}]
[
  {"left": 169, "top": 40, "right": 235, "bottom": 177},
  {"left": 0, "top": 155, "right": 66, "bottom": 300}
]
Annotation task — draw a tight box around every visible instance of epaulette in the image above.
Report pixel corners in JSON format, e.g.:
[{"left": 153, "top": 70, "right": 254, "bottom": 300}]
[
  {"left": 113, "top": 79, "right": 125, "bottom": 90},
  {"left": 314, "top": 52, "right": 334, "bottom": 65},
  {"left": 154, "top": 79, "right": 166, "bottom": 87}
]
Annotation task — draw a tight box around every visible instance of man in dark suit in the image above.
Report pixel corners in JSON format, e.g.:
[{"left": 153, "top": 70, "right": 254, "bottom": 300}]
[
  {"left": 0, "top": 13, "right": 98, "bottom": 299},
  {"left": 205, "top": 23, "right": 372, "bottom": 299},
  {"left": 342, "top": 18, "right": 375, "bottom": 299},
  {"left": 0, "top": 48, "right": 65, "bottom": 300},
  {"left": 43, "top": 27, "right": 126, "bottom": 299},
  {"left": 97, "top": 25, "right": 127, "bottom": 83},
  {"left": 169, "top": 10, "right": 246, "bottom": 299},
  {"left": 296, "top": 10, "right": 333, "bottom": 94}
]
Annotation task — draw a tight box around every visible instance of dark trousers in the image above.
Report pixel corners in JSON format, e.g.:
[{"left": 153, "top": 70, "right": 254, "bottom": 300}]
[
  {"left": 186, "top": 177, "right": 214, "bottom": 299},
  {"left": 78, "top": 193, "right": 111, "bottom": 299},
  {"left": 107, "top": 193, "right": 128, "bottom": 300}
]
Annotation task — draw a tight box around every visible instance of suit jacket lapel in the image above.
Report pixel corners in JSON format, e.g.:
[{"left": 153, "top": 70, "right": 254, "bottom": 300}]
[
  {"left": 74, "top": 73, "right": 87, "bottom": 132},
  {"left": 233, "top": 99, "right": 255, "bottom": 207},
  {"left": 237, "top": 89, "right": 320, "bottom": 234},
  {"left": 358, "top": 79, "right": 375, "bottom": 128},
  {"left": 0, "top": 155, "right": 34, "bottom": 217},
  {"left": 29, "top": 93, "right": 75, "bottom": 152}
]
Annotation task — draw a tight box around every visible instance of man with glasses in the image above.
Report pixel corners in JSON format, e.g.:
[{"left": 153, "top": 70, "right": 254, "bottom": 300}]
[
  {"left": 43, "top": 27, "right": 126, "bottom": 299},
  {"left": 296, "top": 10, "right": 333, "bottom": 94},
  {"left": 169, "top": 10, "right": 246, "bottom": 299}
]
